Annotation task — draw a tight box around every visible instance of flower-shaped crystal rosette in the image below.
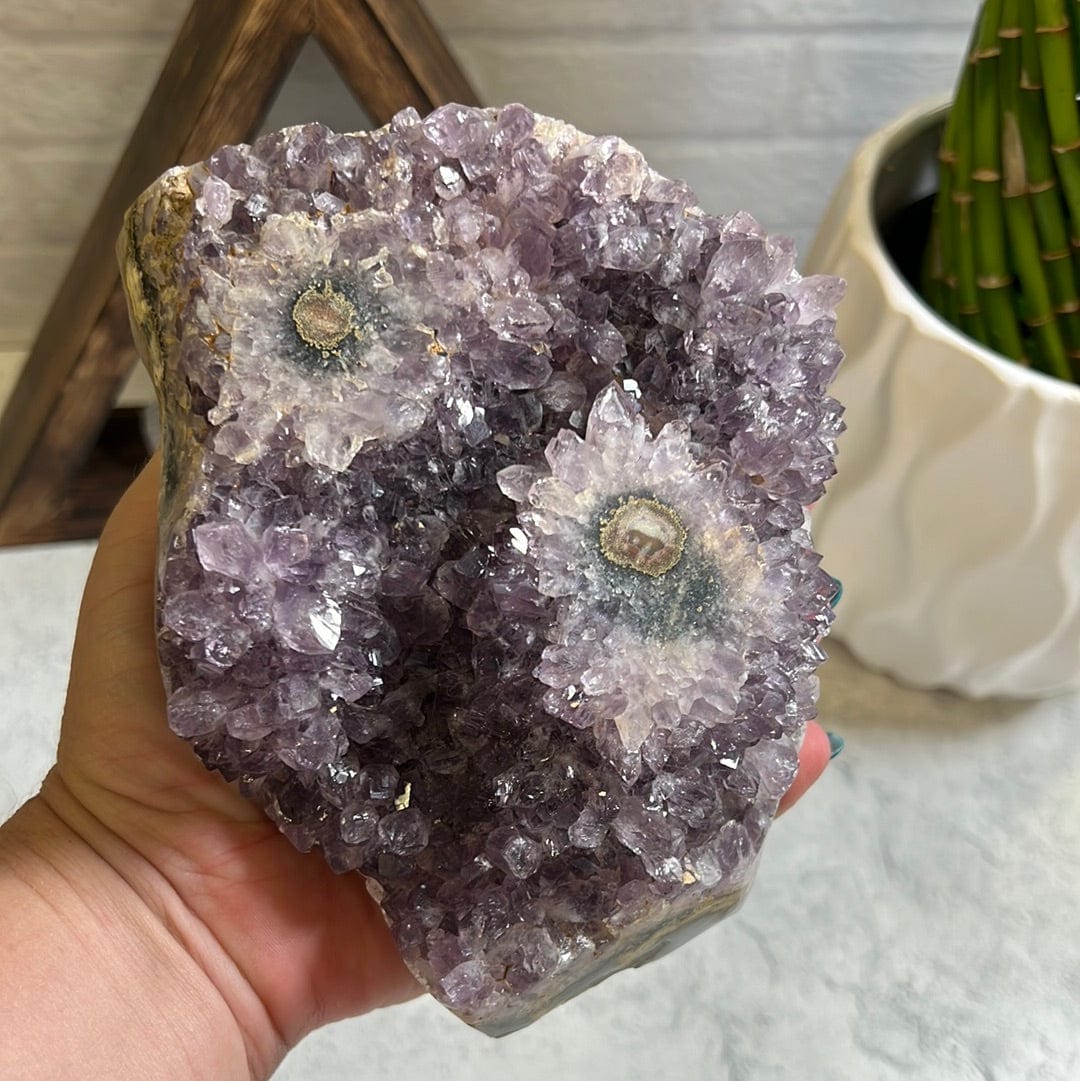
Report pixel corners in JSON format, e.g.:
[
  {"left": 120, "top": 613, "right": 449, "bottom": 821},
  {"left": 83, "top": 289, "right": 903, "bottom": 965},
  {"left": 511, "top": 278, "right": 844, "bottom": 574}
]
[
  {"left": 197, "top": 211, "right": 450, "bottom": 472},
  {"left": 457, "top": 383, "right": 836, "bottom": 1030},
  {"left": 500, "top": 386, "right": 794, "bottom": 773}
]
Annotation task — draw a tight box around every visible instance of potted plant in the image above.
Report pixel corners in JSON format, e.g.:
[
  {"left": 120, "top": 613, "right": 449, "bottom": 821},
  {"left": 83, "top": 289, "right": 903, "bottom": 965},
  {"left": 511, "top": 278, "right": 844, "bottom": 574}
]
[{"left": 805, "top": 0, "right": 1080, "bottom": 698}]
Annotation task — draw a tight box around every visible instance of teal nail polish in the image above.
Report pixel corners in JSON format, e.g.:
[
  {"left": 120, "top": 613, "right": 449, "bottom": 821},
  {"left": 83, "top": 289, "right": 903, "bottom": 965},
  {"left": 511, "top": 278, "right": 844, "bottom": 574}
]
[
  {"left": 827, "top": 731, "right": 845, "bottom": 760},
  {"left": 829, "top": 576, "right": 843, "bottom": 608}
]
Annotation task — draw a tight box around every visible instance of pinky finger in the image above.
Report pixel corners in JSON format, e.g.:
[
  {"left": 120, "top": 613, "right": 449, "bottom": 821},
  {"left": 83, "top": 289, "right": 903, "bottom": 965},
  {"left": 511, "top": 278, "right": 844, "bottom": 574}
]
[{"left": 777, "top": 721, "right": 833, "bottom": 815}]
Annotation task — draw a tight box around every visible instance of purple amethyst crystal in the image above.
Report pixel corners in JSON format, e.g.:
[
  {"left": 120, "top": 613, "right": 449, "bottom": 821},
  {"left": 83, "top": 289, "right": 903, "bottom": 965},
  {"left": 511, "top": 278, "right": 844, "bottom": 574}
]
[{"left": 119, "top": 103, "right": 844, "bottom": 1035}]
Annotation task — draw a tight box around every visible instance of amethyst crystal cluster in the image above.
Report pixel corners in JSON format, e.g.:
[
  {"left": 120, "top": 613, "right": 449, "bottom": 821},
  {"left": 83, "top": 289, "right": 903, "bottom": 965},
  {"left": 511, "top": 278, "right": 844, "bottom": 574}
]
[{"left": 119, "top": 103, "right": 844, "bottom": 1035}]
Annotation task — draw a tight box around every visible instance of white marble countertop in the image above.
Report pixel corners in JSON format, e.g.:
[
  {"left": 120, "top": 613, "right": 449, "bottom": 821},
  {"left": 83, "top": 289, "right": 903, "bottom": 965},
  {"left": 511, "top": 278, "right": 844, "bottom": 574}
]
[{"left": 2, "top": 539, "right": 1077, "bottom": 1081}]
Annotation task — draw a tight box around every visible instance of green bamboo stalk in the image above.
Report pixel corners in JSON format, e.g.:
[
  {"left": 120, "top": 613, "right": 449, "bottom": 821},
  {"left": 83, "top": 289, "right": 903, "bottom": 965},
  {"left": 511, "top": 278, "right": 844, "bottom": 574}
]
[
  {"left": 1018, "top": 0, "right": 1080, "bottom": 373},
  {"left": 924, "top": 0, "right": 1080, "bottom": 380},
  {"left": 926, "top": 10, "right": 987, "bottom": 337},
  {"left": 999, "top": 0, "right": 1071, "bottom": 374},
  {"left": 1034, "top": 0, "right": 1080, "bottom": 234},
  {"left": 933, "top": 57, "right": 988, "bottom": 342},
  {"left": 929, "top": 8, "right": 994, "bottom": 337},
  {"left": 939, "top": 166, "right": 962, "bottom": 327},
  {"left": 924, "top": 106, "right": 959, "bottom": 323},
  {"left": 924, "top": 85, "right": 952, "bottom": 302},
  {"left": 972, "top": 0, "right": 1027, "bottom": 360},
  {"left": 1070, "top": 0, "right": 1080, "bottom": 66},
  {"left": 921, "top": 207, "right": 948, "bottom": 317}
]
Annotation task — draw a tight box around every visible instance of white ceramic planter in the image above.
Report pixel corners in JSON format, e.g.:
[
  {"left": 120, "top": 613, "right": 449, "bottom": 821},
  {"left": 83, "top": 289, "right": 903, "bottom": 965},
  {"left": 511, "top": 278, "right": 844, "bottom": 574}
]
[{"left": 805, "top": 98, "right": 1080, "bottom": 698}]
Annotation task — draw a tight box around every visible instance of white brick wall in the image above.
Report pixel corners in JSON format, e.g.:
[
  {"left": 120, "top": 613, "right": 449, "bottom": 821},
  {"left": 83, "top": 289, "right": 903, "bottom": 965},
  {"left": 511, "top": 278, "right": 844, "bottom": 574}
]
[{"left": 0, "top": 0, "right": 980, "bottom": 361}]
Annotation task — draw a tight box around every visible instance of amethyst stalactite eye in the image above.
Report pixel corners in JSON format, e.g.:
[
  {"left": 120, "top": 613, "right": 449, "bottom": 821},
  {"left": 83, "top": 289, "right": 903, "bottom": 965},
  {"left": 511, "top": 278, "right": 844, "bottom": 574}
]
[
  {"left": 599, "top": 496, "right": 687, "bottom": 577},
  {"left": 119, "top": 104, "right": 844, "bottom": 1036},
  {"left": 291, "top": 280, "right": 358, "bottom": 354}
]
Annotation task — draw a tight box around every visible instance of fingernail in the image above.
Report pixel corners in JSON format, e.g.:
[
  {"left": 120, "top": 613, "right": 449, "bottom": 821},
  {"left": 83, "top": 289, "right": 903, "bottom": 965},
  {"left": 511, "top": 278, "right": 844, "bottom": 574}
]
[
  {"left": 827, "top": 731, "right": 845, "bottom": 760},
  {"left": 829, "top": 576, "right": 843, "bottom": 608}
]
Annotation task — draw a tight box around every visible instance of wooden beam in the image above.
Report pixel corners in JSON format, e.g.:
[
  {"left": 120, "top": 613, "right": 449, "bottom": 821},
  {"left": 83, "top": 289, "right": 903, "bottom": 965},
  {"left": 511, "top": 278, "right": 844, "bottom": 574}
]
[
  {"left": 0, "top": 0, "right": 477, "bottom": 545},
  {"left": 2, "top": 411, "right": 151, "bottom": 546},
  {"left": 364, "top": 0, "right": 478, "bottom": 110},
  {"left": 0, "top": 0, "right": 311, "bottom": 543},
  {"left": 315, "top": 0, "right": 434, "bottom": 122}
]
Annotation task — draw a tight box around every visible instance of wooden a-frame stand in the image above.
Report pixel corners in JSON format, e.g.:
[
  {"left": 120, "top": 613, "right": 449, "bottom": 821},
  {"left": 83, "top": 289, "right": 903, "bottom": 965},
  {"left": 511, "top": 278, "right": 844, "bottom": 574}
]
[{"left": 0, "top": 0, "right": 476, "bottom": 545}]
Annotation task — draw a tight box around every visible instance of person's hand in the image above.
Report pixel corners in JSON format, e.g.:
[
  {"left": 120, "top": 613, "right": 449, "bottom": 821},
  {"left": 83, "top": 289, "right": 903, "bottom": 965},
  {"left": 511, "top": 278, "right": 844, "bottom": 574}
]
[
  {"left": 37, "top": 455, "right": 419, "bottom": 1077},
  {"left": 3, "top": 456, "right": 833, "bottom": 1079}
]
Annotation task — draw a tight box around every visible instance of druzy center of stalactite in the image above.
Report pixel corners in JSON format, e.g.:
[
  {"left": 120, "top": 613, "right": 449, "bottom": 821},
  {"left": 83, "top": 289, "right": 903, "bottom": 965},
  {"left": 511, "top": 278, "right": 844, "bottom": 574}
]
[
  {"left": 599, "top": 497, "right": 687, "bottom": 577},
  {"left": 292, "top": 281, "right": 357, "bottom": 353}
]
